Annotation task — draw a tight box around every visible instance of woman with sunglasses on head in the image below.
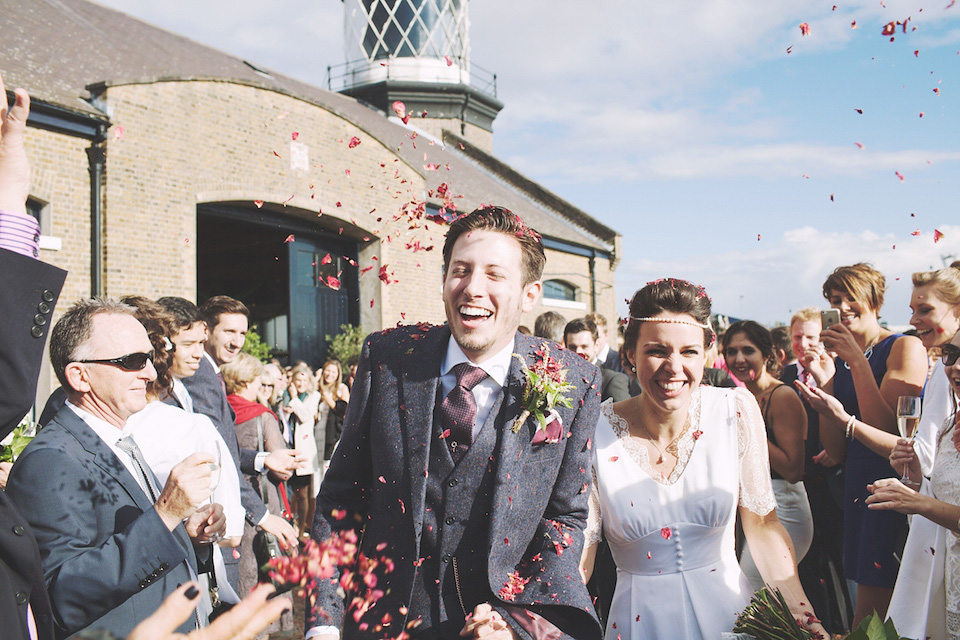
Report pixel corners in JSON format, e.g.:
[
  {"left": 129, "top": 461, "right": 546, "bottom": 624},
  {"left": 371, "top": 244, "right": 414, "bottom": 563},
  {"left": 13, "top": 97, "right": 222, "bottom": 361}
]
[
  {"left": 866, "top": 327, "right": 960, "bottom": 639},
  {"left": 793, "top": 264, "right": 929, "bottom": 627},
  {"left": 579, "top": 279, "right": 824, "bottom": 640},
  {"left": 722, "top": 321, "right": 814, "bottom": 591}
]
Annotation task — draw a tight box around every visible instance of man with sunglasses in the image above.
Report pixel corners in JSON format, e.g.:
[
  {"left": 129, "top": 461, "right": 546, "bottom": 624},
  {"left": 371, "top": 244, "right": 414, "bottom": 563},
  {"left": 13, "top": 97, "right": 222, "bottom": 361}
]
[{"left": 5, "top": 299, "right": 225, "bottom": 638}]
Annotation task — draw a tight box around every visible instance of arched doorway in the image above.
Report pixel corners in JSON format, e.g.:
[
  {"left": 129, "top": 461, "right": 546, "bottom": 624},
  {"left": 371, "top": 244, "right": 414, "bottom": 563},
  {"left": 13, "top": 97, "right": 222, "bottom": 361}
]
[{"left": 197, "top": 203, "right": 360, "bottom": 367}]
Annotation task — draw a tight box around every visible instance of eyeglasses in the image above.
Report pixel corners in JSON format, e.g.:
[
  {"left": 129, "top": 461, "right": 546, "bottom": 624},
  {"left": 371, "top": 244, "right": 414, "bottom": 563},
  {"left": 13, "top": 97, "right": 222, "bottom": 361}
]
[
  {"left": 943, "top": 344, "right": 960, "bottom": 367},
  {"left": 76, "top": 351, "right": 154, "bottom": 371}
]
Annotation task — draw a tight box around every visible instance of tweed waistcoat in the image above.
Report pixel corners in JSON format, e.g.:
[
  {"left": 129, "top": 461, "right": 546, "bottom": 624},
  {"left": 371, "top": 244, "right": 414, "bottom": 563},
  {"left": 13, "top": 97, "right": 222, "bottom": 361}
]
[{"left": 409, "top": 388, "right": 504, "bottom": 637}]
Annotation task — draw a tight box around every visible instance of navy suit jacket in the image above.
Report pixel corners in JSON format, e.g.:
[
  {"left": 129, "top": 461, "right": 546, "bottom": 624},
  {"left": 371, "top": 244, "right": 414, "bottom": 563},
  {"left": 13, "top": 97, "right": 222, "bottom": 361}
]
[
  {"left": 180, "top": 357, "right": 267, "bottom": 525},
  {"left": 309, "top": 325, "right": 604, "bottom": 639},
  {"left": 0, "top": 247, "right": 65, "bottom": 640},
  {"left": 6, "top": 407, "right": 197, "bottom": 639}
]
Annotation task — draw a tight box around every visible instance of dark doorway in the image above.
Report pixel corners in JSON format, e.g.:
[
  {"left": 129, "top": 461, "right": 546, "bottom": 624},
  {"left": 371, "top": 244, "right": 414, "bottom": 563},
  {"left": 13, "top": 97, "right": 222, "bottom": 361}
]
[{"left": 197, "top": 204, "right": 358, "bottom": 367}]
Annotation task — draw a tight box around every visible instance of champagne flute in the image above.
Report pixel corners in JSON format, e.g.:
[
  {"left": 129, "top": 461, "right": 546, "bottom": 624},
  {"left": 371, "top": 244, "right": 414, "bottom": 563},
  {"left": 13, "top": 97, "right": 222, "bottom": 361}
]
[
  {"left": 896, "top": 396, "right": 922, "bottom": 483},
  {"left": 194, "top": 434, "right": 222, "bottom": 543}
]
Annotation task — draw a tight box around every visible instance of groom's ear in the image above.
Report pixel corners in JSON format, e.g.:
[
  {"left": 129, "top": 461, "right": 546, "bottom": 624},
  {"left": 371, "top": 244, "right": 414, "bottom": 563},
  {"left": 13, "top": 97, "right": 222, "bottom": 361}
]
[{"left": 521, "top": 280, "right": 542, "bottom": 313}]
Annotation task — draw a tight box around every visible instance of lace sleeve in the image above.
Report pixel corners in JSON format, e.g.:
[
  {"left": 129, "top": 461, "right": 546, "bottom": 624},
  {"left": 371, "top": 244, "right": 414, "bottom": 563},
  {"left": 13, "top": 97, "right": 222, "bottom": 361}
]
[
  {"left": 584, "top": 468, "right": 603, "bottom": 547},
  {"left": 735, "top": 388, "right": 777, "bottom": 516}
]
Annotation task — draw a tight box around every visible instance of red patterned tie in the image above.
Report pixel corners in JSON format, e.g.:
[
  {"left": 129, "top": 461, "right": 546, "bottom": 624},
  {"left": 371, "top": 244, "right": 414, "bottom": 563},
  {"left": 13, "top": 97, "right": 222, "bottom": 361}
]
[{"left": 442, "top": 363, "right": 488, "bottom": 462}]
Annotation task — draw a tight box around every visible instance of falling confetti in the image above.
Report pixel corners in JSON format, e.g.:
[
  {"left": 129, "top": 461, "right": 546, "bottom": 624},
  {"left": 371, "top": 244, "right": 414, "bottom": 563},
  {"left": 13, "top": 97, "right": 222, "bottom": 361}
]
[
  {"left": 444, "top": 55, "right": 453, "bottom": 66},
  {"left": 291, "top": 131, "right": 299, "bottom": 141},
  {"left": 254, "top": 200, "right": 264, "bottom": 208},
  {"left": 896, "top": 171, "right": 905, "bottom": 181},
  {"left": 855, "top": 142, "right": 864, "bottom": 149},
  {"left": 113, "top": 125, "right": 125, "bottom": 141},
  {"left": 348, "top": 136, "right": 361, "bottom": 148},
  {"left": 934, "top": 229, "right": 945, "bottom": 242},
  {"left": 283, "top": 234, "right": 295, "bottom": 243},
  {"left": 799, "top": 22, "right": 811, "bottom": 36}
]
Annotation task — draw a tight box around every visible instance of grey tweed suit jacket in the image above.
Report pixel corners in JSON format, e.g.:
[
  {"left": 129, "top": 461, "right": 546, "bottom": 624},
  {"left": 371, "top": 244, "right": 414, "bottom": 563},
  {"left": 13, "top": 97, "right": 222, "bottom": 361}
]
[
  {"left": 6, "top": 407, "right": 198, "bottom": 639},
  {"left": 308, "top": 325, "right": 604, "bottom": 639}
]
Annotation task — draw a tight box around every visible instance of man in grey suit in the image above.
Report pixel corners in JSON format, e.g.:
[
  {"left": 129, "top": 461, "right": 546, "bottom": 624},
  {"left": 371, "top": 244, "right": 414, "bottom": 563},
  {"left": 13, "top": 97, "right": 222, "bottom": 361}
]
[
  {"left": 308, "top": 207, "right": 603, "bottom": 640},
  {"left": 6, "top": 298, "right": 224, "bottom": 639},
  {"left": 563, "top": 317, "right": 632, "bottom": 403},
  {"left": 170, "top": 296, "right": 299, "bottom": 589}
]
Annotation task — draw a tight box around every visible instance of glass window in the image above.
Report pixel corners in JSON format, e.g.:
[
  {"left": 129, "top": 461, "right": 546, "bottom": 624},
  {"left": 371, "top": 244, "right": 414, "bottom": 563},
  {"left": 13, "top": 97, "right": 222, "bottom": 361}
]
[{"left": 543, "top": 279, "right": 577, "bottom": 302}]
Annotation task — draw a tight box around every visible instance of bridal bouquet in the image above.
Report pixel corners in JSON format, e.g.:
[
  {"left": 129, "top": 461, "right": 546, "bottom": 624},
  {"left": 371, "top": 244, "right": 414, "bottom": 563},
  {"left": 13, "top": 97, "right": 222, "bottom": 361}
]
[
  {"left": 511, "top": 344, "right": 575, "bottom": 436},
  {"left": 732, "top": 587, "right": 819, "bottom": 640}
]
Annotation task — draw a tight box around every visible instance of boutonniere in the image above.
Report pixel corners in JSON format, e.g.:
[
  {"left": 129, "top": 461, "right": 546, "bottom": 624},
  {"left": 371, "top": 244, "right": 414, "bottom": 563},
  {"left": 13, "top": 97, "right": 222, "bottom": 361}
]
[{"left": 511, "top": 344, "right": 575, "bottom": 442}]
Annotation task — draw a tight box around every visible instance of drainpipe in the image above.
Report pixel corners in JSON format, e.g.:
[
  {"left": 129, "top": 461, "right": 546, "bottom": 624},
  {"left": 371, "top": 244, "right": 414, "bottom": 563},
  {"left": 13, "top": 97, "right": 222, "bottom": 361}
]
[
  {"left": 589, "top": 251, "right": 597, "bottom": 312},
  {"left": 86, "top": 135, "right": 106, "bottom": 296}
]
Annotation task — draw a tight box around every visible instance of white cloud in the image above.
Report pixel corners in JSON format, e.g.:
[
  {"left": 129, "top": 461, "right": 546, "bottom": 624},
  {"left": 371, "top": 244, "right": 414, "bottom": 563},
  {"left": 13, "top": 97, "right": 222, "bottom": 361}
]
[{"left": 615, "top": 224, "right": 960, "bottom": 326}]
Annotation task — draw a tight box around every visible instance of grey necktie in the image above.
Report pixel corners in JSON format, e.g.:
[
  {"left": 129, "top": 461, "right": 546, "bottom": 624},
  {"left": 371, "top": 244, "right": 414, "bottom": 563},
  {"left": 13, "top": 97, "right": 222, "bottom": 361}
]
[{"left": 116, "top": 436, "right": 161, "bottom": 501}]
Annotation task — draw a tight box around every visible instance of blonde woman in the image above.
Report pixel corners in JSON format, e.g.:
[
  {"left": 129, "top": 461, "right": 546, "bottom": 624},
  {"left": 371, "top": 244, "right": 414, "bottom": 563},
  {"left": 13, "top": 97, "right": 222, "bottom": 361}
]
[
  {"left": 317, "top": 360, "right": 350, "bottom": 460},
  {"left": 284, "top": 362, "right": 322, "bottom": 537}
]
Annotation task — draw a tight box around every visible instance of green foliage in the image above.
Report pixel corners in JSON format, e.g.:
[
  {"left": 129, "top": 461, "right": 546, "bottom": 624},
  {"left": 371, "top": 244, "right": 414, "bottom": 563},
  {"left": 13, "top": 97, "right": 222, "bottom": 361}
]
[
  {"left": 0, "top": 416, "right": 36, "bottom": 463},
  {"left": 243, "top": 327, "right": 272, "bottom": 363},
  {"left": 325, "top": 324, "right": 366, "bottom": 367},
  {"left": 733, "top": 587, "right": 816, "bottom": 639},
  {"left": 845, "top": 612, "right": 907, "bottom": 640}
]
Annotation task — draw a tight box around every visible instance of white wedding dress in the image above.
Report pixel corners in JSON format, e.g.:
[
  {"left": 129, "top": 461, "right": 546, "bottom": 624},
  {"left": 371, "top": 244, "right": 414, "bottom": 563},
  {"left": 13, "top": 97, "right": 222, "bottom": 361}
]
[{"left": 586, "top": 387, "right": 777, "bottom": 640}]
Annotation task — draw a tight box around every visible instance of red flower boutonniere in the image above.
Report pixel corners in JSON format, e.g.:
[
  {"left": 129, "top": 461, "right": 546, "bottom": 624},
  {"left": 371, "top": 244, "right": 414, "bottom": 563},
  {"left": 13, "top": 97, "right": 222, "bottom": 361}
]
[{"left": 511, "top": 344, "right": 575, "bottom": 442}]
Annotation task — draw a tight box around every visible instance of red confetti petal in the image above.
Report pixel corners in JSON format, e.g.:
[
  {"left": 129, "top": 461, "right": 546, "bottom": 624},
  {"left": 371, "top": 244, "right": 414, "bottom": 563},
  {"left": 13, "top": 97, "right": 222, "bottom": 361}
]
[
  {"left": 896, "top": 171, "right": 905, "bottom": 182},
  {"left": 283, "top": 234, "right": 295, "bottom": 243},
  {"left": 348, "top": 136, "right": 361, "bottom": 148},
  {"left": 799, "top": 22, "right": 811, "bottom": 36},
  {"left": 254, "top": 200, "right": 264, "bottom": 208},
  {"left": 291, "top": 131, "right": 299, "bottom": 141},
  {"left": 321, "top": 253, "right": 332, "bottom": 265},
  {"left": 392, "top": 101, "right": 407, "bottom": 119},
  {"left": 444, "top": 55, "right": 453, "bottom": 66},
  {"left": 661, "top": 527, "right": 672, "bottom": 540},
  {"left": 934, "top": 229, "right": 945, "bottom": 242},
  {"left": 609, "top": 456, "right": 619, "bottom": 462}
]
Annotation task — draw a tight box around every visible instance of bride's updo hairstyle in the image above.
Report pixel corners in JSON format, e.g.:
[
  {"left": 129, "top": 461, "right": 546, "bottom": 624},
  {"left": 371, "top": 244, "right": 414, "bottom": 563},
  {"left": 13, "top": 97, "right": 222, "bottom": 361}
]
[{"left": 622, "top": 278, "right": 715, "bottom": 358}]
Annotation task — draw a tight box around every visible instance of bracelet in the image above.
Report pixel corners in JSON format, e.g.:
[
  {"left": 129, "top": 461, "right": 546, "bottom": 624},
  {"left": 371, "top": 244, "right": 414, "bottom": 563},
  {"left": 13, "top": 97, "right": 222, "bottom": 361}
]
[{"left": 845, "top": 415, "right": 856, "bottom": 439}]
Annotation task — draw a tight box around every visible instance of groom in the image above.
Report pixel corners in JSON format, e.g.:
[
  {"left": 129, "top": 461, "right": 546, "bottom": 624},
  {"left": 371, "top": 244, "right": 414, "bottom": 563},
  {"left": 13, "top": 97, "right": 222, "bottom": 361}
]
[{"left": 307, "top": 206, "right": 603, "bottom": 640}]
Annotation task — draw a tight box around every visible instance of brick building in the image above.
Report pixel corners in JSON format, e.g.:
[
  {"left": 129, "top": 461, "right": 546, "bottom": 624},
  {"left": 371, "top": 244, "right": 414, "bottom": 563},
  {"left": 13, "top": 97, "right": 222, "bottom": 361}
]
[{"left": 2, "top": 0, "right": 621, "bottom": 403}]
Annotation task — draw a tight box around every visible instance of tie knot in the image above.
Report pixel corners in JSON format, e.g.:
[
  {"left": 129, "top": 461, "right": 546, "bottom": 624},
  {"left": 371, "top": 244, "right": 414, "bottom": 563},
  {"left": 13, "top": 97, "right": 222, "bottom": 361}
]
[
  {"left": 116, "top": 436, "right": 137, "bottom": 455},
  {"left": 452, "top": 363, "right": 487, "bottom": 391}
]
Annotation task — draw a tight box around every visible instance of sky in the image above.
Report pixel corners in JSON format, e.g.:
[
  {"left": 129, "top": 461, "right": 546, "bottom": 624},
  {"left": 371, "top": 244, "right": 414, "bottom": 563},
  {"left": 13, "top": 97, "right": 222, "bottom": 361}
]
[{"left": 94, "top": 0, "right": 960, "bottom": 327}]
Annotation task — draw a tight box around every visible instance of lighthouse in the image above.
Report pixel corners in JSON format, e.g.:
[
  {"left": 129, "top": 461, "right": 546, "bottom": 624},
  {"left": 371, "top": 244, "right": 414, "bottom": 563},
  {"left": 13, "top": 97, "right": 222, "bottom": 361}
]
[{"left": 330, "top": 0, "right": 503, "bottom": 151}]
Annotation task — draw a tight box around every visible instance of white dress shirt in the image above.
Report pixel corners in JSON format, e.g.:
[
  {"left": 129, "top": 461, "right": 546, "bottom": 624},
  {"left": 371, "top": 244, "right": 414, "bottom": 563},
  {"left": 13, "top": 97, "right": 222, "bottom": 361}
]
[
  {"left": 66, "top": 402, "right": 151, "bottom": 498},
  {"left": 172, "top": 377, "right": 194, "bottom": 413}
]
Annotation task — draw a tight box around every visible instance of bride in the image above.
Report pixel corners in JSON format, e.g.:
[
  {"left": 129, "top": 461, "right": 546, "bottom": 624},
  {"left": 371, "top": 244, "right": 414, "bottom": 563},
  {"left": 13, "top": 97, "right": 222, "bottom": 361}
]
[{"left": 579, "top": 279, "right": 823, "bottom": 639}]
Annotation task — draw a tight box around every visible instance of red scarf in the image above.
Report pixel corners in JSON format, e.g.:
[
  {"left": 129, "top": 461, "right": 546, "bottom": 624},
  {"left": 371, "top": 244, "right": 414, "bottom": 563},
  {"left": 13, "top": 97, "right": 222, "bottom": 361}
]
[{"left": 227, "top": 393, "right": 277, "bottom": 425}]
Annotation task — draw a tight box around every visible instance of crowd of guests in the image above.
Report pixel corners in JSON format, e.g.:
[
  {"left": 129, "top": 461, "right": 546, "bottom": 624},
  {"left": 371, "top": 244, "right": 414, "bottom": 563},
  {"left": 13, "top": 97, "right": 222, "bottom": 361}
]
[{"left": 4, "top": 69, "right": 960, "bottom": 640}]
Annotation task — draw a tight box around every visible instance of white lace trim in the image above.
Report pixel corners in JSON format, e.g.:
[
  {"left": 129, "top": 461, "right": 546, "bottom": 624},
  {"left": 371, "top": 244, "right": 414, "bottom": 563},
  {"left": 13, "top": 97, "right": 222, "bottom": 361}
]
[
  {"left": 604, "top": 393, "right": 700, "bottom": 486},
  {"left": 734, "top": 388, "right": 778, "bottom": 516}
]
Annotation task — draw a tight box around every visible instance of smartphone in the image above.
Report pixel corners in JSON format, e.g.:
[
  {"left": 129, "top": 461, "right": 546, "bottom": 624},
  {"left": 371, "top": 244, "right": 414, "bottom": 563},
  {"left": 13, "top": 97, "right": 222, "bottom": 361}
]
[{"left": 821, "top": 308, "right": 841, "bottom": 329}]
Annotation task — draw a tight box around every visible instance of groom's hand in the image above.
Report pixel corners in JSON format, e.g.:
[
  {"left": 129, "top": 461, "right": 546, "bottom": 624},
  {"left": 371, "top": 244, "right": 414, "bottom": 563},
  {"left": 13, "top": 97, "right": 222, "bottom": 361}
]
[{"left": 460, "top": 603, "right": 519, "bottom": 639}]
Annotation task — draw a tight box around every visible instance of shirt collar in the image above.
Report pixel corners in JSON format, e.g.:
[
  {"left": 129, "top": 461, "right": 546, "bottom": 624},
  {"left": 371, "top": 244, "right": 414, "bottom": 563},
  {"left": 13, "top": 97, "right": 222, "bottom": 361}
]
[
  {"left": 203, "top": 351, "right": 220, "bottom": 373},
  {"left": 66, "top": 400, "right": 124, "bottom": 447},
  {"left": 441, "top": 335, "right": 516, "bottom": 389}
]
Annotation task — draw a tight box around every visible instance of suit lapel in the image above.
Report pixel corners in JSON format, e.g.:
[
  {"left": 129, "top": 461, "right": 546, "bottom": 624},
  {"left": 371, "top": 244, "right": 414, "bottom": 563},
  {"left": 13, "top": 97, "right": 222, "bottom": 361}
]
[
  {"left": 400, "top": 325, "right": 449, "bottom": 546},
  {"left": 56, "top": 409, "right": 158, "bottom": 513},
  {"left": 488, "top": 334, "right": 539, "bottom": 542}
]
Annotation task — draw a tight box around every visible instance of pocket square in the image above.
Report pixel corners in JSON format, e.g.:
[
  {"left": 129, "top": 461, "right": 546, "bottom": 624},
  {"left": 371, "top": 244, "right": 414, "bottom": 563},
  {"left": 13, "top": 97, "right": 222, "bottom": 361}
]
[{"left": 531, "top": 410, "right": 563, "bottom": 444}]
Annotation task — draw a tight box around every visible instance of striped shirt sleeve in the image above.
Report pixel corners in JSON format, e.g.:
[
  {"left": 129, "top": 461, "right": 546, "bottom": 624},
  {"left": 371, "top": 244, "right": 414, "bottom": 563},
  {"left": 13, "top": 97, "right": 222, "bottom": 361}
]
[{"left": 0, "top": 210, "right": 40, "bottom": 258}]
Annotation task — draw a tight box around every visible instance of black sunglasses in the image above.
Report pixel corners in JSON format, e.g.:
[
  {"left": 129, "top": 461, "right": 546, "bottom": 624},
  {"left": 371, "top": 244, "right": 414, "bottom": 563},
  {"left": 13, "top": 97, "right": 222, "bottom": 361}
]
[
  {"left": 76, "top": 351, "right": 154, "bottom": 371},
  {"left": 943, "top": 344, "right": 960, "bottom": 367}
]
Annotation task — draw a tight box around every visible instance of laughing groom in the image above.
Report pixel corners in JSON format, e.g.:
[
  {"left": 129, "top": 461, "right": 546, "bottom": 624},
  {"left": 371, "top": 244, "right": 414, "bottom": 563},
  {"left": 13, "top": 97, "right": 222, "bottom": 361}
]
[{"left": 307, "top": 206, "right": 603, "bottom": 640}]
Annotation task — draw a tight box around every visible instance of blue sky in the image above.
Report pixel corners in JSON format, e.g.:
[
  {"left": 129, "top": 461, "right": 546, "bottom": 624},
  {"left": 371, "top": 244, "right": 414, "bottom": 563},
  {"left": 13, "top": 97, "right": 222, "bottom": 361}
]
[{"left": 95, "top": 0, "right": 960, "bottom": 326}]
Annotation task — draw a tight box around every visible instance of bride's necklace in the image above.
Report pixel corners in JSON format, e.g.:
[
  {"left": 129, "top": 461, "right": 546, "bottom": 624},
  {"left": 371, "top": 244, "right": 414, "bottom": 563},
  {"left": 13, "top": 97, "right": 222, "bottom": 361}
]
[{"left": 634, "top": 403, "right": 687, "bottom": 465}]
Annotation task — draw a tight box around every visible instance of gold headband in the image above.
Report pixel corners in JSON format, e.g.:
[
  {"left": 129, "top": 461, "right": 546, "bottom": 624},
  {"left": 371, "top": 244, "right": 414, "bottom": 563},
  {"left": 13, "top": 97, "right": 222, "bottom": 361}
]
[{"left": 630, "top": 316, "right": 713, "bottom": 331}]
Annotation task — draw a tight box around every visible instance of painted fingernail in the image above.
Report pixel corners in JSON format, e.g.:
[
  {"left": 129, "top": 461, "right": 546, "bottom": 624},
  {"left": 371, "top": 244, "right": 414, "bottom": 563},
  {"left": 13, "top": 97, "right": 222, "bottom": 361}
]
[{"left": 185, "top": 585, "right": 200, "bottom": 600}]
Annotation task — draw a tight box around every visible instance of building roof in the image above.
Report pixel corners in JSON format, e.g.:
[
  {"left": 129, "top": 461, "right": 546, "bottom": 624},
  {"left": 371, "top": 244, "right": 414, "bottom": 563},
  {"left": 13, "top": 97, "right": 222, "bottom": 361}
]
[{"left": 1, "top": 0, "right": 619, "bottom": 255}]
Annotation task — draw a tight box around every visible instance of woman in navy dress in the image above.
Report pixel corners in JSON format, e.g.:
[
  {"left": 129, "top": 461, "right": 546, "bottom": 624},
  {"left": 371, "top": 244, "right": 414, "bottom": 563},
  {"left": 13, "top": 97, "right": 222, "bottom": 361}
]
[{"left": 808, "top": 264, "right": 928, "bottom": 628}]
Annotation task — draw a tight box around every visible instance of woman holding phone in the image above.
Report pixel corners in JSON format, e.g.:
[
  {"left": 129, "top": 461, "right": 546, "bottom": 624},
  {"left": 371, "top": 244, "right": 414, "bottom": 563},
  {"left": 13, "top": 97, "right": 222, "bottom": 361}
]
[{"left": 794, "top": 263, "right": 928, "bottom": 627}]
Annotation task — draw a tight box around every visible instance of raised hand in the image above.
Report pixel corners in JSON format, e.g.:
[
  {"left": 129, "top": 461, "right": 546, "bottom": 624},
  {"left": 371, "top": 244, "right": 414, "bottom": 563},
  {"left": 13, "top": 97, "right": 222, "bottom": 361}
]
[
  {"left": 0, "top": 71, "right": 31, "bottom": 213},
  {"left": 460, "top": 603, "right": 519, "bottom": 639}
]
